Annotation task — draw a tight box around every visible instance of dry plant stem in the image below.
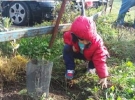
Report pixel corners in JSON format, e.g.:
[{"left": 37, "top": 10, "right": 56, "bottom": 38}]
[
  {"left": 65, "top": 78, "right": 68, "bottom": 94},
  {"left": 0, "top": 74, "right": 3, "bottom": 100}
]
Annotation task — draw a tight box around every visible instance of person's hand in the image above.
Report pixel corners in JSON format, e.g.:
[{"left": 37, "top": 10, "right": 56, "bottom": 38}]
[
  {"left": 72, "top": 46, "right": 77, "bottom": 52},
  {"left": 98, "top": 77, "right": 107, "bottom": 89}
]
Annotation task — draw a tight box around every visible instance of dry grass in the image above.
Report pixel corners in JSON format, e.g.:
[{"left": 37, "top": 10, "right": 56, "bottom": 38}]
[{"left": 0, "top": 55, "right": 29, "bottom": 82}]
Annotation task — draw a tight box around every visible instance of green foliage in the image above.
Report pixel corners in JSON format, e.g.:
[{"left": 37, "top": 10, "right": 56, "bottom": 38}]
[
  {"left": 18, "top": 36, "right": 51, "bottom": 59},
  {"left": 2, "top": 17, "right": 12, "bottom": 28},
  {"left": 106, "top": 61, "right": 135, "bottom": 99},
  {"left": 18, "top": 89, "right": 27, "bottom": 95},
  {"left": 96, "top": 14, "right": 118, "bottom": 41},
  {"left": 0, "top": 41, "right": 12, "bottom": 56},
  {"left": 34, "top": 21, "right": 52, "bottom": 27},
  {"left": 86, "top": 6, "right": 104, "bottom": 17},
  {"left": 96, "top": 13, "right": 135, "bottom": 62},
  {"left": 57, "top": 61, "right": 135, "bottom": 100},
  {"left": 18, "top": 33, "right": 64, "bottom": 60}
]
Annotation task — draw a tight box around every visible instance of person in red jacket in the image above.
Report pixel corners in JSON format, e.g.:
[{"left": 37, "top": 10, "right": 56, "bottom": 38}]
[{"left": 63, "top": 16, "right": 110, "bottom": 88}]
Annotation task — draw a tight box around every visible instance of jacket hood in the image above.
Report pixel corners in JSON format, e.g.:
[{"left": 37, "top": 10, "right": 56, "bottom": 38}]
[{"left": 70, "top": 16, "right": 97, "bottom": 41}]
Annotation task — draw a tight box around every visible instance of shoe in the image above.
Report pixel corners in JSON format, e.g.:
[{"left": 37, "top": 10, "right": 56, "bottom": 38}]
[
  {"left": 112, "top": 21, "right": 124, "bottom": 28},
  {"left": 87, "top": 68, "right": 96, "bottom": 74},
  {"left": 65, "top": 70, "right": 74, "bottom": 79}
]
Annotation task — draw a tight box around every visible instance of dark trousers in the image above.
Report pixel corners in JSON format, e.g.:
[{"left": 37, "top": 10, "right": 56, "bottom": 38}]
[
  {"left": 117, "top": 0, "right": 135, "bottom": 25},
  {"left": 63, "top": 44, "right": 95, "bottom": 70}
]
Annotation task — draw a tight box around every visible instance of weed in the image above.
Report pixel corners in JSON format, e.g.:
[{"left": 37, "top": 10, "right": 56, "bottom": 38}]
[{"left": 2, "top": 17, "right": 12, "bottom": 29}]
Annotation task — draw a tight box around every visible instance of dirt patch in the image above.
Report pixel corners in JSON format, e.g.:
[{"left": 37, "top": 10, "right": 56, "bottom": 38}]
[
  {"left": 2, "top": 92, "right": 69, "bottom": 100},
  {"left": 1, "top": 82, "right": 70, "bottom": 100}
]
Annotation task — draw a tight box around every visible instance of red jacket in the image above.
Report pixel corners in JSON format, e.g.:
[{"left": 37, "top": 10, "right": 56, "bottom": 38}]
[{"left": 63, "top": 16, "right": 109, "bottom": 78}]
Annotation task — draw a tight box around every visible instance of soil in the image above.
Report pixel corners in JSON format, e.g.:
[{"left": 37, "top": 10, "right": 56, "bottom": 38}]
[
  {"left": 0, "top": 66, "right": 90, "bottom": 100},
  {"left": 1, "top": 81, "right": 70, "bottom": 100}
]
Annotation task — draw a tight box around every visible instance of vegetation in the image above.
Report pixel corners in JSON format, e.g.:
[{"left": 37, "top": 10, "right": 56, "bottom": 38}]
[{"left": 0, "top": 1, "right": 135, "bottom": 100}]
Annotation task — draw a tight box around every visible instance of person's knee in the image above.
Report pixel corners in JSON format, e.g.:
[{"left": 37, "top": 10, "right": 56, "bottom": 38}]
[{"left": 63, "top": 45, "right": 72, "bottom": 53}]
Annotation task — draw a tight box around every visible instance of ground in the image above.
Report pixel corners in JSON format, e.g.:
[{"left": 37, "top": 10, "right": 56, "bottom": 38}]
[
  {"left": 1, "top": 81, "right": 70, "bottom": 100},
  {"left": 1, "top": 64, "right": 91, "bottom": 100}
]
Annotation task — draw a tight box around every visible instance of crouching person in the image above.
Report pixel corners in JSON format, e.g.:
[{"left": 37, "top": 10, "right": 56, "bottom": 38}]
[{"left": 63, "top": 16, "right": 110, "bottom": 89}]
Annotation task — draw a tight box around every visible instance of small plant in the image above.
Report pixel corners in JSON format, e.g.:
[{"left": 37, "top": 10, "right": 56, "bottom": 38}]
[
  {"left": 10, "top": 39, "right": 20, "bottom": 56},
  {"left": 2, "top": 17, "right": 12, "bottom": 29},
  {"left": 0, "top": 55, "right": 28, "bottom": 82}
]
